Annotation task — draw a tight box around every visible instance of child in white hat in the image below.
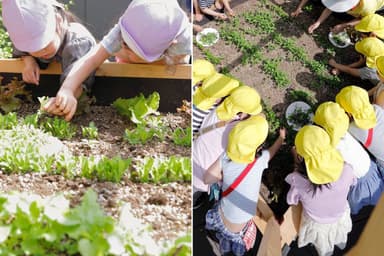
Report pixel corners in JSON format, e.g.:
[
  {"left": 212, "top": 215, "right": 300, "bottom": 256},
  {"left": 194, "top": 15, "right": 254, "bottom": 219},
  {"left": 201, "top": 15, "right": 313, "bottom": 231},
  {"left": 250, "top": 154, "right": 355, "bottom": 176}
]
[
  {"left": 204, "top": 116, "right": 286, "bottom": 256},
  {"left": 288, "top": 125, "right": 356, "bottom": 256},
  {"left": 2, "top": 0, "right": 96, "bottom": 104},
  {"left": 303, "top": 0, "right": 384, "bottom": 34},
  {"left": 329, "top": 37, "right": 384, "bottom": 85},
  {"left": 43, "top": 0, "right": 191, "bottom": 121}
]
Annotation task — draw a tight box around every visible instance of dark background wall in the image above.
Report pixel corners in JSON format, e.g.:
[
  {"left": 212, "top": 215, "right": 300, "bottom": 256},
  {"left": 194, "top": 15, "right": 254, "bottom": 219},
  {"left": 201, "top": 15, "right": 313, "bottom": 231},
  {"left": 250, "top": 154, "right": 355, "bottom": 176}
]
[{"left": 63, "top": 0, "right": 190, "bottom": 40}]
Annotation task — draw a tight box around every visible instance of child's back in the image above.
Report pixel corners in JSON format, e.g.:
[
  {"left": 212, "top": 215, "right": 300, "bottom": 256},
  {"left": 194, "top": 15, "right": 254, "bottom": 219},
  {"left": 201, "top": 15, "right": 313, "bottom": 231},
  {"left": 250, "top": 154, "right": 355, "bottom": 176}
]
[
  {"left": 286, "top": 163, "right": 355, "bottom": 223},
  {"left": 288, "top": 125, "right": 356, "bottom": 256}
]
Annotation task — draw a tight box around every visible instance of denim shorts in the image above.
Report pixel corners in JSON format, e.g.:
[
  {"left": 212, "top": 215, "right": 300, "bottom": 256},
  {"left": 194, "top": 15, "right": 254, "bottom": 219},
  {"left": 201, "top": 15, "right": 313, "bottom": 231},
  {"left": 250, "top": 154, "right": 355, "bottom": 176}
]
[{"left": 205, "top": 203, "right": 247, "bottom": 256}]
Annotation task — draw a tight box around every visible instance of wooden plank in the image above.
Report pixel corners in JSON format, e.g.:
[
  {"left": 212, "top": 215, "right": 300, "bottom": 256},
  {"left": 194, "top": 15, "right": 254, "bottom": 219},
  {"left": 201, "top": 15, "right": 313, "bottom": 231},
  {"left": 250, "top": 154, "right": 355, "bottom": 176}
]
[
  {"left": 279, "top": 204, "right": 301, "bottom": 247},
  {"left": 0, "top": 58, "right": 191, "bottom": 80},
  {"left": 347, "top": 194, "right": 384, "bottom": 255},
  {"left": 257, "top": 217, "right": 282, "bottom": 256},
  {"left": 253, "top": 196, "right": 300, "bottom": 250}
]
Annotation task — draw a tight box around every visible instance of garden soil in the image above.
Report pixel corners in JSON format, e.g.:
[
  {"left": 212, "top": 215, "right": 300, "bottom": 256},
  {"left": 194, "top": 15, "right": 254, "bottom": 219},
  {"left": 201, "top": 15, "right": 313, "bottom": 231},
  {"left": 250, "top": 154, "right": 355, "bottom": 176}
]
[
  {"left": 0, "top": 103, "right": 191, "bottom": 243},
  {"left": 193, "top": 0, "right": 375, "bottom": 254}
]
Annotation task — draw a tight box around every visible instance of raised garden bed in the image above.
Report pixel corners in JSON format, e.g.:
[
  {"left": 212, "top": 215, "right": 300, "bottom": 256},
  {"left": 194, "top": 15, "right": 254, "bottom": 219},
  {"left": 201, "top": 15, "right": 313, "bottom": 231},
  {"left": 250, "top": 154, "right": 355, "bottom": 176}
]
[{"left": 0, "top": 61, "right": 192, "bottom": 255}]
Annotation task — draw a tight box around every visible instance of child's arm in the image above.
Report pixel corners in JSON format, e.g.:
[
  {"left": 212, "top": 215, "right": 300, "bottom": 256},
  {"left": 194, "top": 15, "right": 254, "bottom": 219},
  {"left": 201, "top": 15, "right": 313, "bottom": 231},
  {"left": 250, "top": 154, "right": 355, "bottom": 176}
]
[
  {"left": 21, "top": 56, "right": 40, "bottom": 85},
  {"left": 331, "top": 18, "right": 360, "bottom": 34},
  {"left": 308, "top": 8, "right": 333, "bottom": 34},
  {"left": 200, "top": 7, "right": 227, "bottom": 20},
  {"left": 291, "top": 0, "right": 309, "bottom": 17},
  {"left": 368, "top": 83, "right": 379, "bottom": 96},
  {"left": 348, "top": 55, "right": 365, "bottom": 68},
  {"left": 204, "top": 156, "right": 223, "bottom": 184},
  {"left": 44, "top": 44, "right": 110, "bottom": 121},
  {"left": 267, "top": 128, "right": 286, "bottom": 160}
]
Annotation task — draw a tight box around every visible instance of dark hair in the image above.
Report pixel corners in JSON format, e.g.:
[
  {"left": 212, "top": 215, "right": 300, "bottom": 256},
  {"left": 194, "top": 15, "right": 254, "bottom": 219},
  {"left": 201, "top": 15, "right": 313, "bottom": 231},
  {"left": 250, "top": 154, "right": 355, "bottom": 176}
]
[
  {"left": 297, "top": 160, "right": 331, "bottom": 197},
  {"left": 54, "top": 6, "right": 82, "bottom": 42}
]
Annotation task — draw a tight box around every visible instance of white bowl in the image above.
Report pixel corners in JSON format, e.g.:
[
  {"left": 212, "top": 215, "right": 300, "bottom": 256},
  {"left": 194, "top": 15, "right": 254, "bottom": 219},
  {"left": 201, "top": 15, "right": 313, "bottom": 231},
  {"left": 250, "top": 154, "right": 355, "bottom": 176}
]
[
  {"left": 285, "top": 101, "right": 314, "bottom": 131},
  {"left": 196, "top": 28, "right": 220, "bottom": 47},
  {"left": 328, "top": 31, "right": 352, "bottom": 48}
]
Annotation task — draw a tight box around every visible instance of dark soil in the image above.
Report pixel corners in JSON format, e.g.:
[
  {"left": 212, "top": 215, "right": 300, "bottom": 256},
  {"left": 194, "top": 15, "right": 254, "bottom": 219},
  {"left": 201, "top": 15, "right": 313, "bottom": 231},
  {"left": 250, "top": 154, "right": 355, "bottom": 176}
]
[{"left": 0, "top": 103, "right": 191, "bottom": 243}]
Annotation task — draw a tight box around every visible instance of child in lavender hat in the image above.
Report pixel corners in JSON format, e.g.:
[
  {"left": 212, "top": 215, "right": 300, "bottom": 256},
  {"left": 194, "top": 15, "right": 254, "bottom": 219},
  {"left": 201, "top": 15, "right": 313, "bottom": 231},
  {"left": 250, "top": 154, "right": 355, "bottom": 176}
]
[
  {"left": 44, "top": 0, "right": 191, "bottom": 121},
  {"left": 2, "top": 0, "right": 96, "bottom": 99}
]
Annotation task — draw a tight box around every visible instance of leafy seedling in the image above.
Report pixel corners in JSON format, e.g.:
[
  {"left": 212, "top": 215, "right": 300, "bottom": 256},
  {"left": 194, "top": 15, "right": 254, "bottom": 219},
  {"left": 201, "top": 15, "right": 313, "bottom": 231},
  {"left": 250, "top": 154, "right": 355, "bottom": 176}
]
[
  {"left": 112, "top": 92, "right": 160, "bottom": 124},
  {"left": 81, "top": 121, "right": 98, "bottom": 139}
]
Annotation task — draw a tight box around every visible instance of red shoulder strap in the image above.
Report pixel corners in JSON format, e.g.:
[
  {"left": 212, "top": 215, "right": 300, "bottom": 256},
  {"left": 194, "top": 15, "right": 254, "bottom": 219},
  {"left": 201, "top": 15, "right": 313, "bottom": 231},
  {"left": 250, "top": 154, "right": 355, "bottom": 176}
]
[
  {"left": 222, "top": 158, "right": 257, "bottom": 197},
  {"left": 364, "top": 128, "right": 373, "bottom": 148}
]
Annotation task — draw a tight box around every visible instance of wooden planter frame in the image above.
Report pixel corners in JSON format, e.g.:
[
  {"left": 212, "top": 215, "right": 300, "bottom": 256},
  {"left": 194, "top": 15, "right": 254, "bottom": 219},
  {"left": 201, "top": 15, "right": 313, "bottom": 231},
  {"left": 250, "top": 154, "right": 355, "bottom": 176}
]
[{"left": 0, "top": 59, "right": 191, "bottom": 112}]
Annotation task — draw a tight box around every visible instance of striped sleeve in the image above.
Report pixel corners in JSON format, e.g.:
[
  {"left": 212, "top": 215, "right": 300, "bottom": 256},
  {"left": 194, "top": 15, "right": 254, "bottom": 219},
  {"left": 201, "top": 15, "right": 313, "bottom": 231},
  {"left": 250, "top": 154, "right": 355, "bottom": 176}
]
[
  {"left": 198, "top": 0, "right": 214, "bottom": 9},
  {"left": 192, "top": 106, "right": 210, "bottom": 134}
]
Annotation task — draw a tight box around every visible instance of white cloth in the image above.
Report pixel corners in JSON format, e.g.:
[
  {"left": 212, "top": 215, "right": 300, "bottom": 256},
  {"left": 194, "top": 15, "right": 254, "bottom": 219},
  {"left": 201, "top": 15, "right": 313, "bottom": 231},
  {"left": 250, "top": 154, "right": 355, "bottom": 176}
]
[
  {"left": 298, "top": 206, "right": 352, "bottom": 256},
  {"left": 336, "top": 132, "right": 371, "bottom": 178},
  {"left": 349, "top": 105, "right": 384, "bottom": 167}
]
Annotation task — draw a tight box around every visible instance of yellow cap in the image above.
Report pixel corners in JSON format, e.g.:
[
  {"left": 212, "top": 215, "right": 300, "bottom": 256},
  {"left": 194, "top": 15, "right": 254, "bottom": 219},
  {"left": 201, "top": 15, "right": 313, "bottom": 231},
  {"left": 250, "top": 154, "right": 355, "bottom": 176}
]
[
  {"left": 336, "top": 86, "right": 377, "bottom": 129},
  {"left": 193, "top": 73, "right": 239, "bottom": 111},
  {"left": 355, "top": 14, "right": 384, "bottom": 39},
  {"left": 295, "top": 125, "right": 344, "bottom": 184},
  {"left": 355, "top": 37, "right": 384, "bottom": 68},
  {"left": 227, "top": 115, "right": 269, "bottom": 163},
  {"left": 216, "top": 86, "right": 262, "bottom": 121},
  {"left": 376, "top": 55, "right": 384, "bottom": 78},
  {"left": 192, "top": 59, "right": 216, "bottom": 85},
  {"left": 313, "top": 102, "right": 349, "bottom": 146}
]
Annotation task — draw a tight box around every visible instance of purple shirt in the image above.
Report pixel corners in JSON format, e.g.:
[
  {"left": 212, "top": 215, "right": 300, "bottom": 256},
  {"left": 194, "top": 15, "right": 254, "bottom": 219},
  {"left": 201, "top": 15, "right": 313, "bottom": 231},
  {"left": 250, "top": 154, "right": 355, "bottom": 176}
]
[{"left": 285, "top": 163, "right": 356, "bottom": 224}]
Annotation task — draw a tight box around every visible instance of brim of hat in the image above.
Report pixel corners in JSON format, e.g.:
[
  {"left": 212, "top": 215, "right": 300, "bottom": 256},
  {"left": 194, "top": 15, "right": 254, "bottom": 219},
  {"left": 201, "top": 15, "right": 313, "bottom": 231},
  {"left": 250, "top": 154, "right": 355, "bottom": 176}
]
[
  {"left": 119, "top": 18, "right": 159, "bottom": 62},
  {"left": 353, "top": 115, "right": 377, "bottom": 129},
  {"left": 374, "top": 30, "right": 384, "bottom": 39},
  {"left": 13, "top": 11, "right": 56, "bottom": 52},
  {"left": 193, "top": 88, "right": 217, "bottom": 111},
  {"left": 192, "top": 75, "right": 204, "bottom": 86},
  {"left": 367, "top": 55, "right": 378, "bottom": 68},
  {"left": 305, "top": 150, "right": 344, "bottom": 184},
  {"left": 249, "top": 105, "right": 263, "bottom": 116},
  {"left": 227, "top": 150, "right": 256, "bottom": 164},
  {"left": 377, "top": 58, "right": 384, "bottom": 77},
  {"left": 322, "top": 0, "right": 359, "bottom": 12}
]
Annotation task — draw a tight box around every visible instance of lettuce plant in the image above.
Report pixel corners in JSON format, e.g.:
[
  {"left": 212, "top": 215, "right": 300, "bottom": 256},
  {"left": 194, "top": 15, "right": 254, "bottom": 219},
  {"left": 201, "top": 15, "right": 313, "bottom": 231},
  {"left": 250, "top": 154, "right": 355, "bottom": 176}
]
[
  {"left": 112, "top": 92, "right": 160, "bottom": 124},
  {"left": 133, "top": 156, "right": 191, "bottom": 183},
  {"left": 81, "top": 121, "right": 98, "bottom": 139},
  {"left": 40, "top": 116, "right": 77, "bottom": 139},
  {"left": 171, "top": 127, "right": 191, "bottom": 147}
]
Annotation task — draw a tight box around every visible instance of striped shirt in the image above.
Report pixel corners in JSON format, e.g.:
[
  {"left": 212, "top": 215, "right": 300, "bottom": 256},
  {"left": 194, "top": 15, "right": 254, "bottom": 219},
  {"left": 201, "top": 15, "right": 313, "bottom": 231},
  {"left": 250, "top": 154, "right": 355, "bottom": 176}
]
[
  {"left": 192, "top": 105, "right": 211, "bottom": 135},
  {"left": 198, "top": 0, "right": 215, "bottom": 9}
]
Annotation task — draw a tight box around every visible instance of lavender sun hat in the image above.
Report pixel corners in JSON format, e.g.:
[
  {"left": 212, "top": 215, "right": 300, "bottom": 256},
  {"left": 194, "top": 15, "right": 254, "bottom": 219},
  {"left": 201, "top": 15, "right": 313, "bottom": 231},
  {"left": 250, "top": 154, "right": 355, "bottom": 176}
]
[
  {"left": 119, "top": 0, "right": 189, "bottom": 62},
  {"left": 2, "top": 0, "right": 57, "bottom": 52}
]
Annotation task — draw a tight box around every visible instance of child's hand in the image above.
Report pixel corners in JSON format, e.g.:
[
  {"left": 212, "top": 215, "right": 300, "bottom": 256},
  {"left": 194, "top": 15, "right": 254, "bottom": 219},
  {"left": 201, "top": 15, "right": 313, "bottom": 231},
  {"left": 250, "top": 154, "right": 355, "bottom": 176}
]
[
  {"left": 329, "top": 58, "right": 337, "bottom": 67},
  {"left": 42, "top": 97, "right": 65, "bottom": 116},
  {"left": 331, "top": 24, "right": 345, "bottom": 34},
  {"left": 217, "top": 13, "right": 228, "bottom": 20},
  {"left": 308, "top": 21, "right": 320, "bottom": 34},
  {"left": 22, "top": 56, "right": 40, "bottom": 85},
  {"left": 291, "top": 9, "right": 302, "bottom": 17},
  {"left": 44, "top": 88, "right": 78, "bottom": 121}
]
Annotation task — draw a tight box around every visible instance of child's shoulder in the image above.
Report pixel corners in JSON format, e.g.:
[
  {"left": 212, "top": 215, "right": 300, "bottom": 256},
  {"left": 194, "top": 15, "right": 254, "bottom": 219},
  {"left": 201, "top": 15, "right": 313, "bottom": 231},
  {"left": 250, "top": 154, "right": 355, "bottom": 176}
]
[{"left": 285, "top": 172, "right": 310, "bottom": 188}]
